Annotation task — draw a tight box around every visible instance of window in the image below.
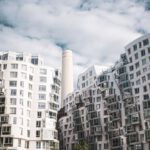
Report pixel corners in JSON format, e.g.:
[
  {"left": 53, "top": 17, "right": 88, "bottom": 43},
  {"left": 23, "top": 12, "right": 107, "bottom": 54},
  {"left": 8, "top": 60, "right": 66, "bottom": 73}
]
[
  {"left": 29, "top": 75, "right": 33, "bottom": 81},
  {"left": 11, "top": 89, "right": 17, "bottom": 96},
  {"left": 36, "top": 121, "right": 41, "bottom": 127},
  {"left": 141, "top": 49, "right": 145, "bottom": 56},
  {"left": 36, "top": 130, "right": 40, "bottom": 137},
  {"left": 143, "top": 86, "right": 147, "bottom": 92},
  {"left": 13, "top": 117, "right": 17, "bottom": 124},
  {"left": 143, "top": 39, "right": 149, "bottom": 46},
  {"left": 136, "top": 71, "right": 141, "bottom": 77},
  {"left": 135, "top": 53, "right": 138, "bottom": 59},
  {"left": 142, "top": 76, "right": 146, "bottom": 82},
  {"left": 144, "top": 94, "right": 149, "bottom": 100},
  {"left": 9, "top": 81, "right": 17, "bottom": 87},
  {"left": 82, "top": 76, "right": 85, "bottom": 81},
  {"left": 38, "top": 103, "right": 45, "bottom": 109},
  {"left": 129, "top": 65, "right": 134, "bottom": 71},
  {"left": 10, "top": 107, "right": 16, "bottom": 114},
  {"left": 20, "top": 99, "right": 23, "bottom": 106},
  {"left": 20, "top": 90, "right": 24, "bottom": 96},
  {"left": 39, "top": 85, "right": 46, "bottom": 91},
  {"left": 39, "top": 94, "right": 46, "bottom": 100},
  {"left": 22, "top": 64, "right": 27, "bottom": 71},
  {"left": 40, "top": 69, "right": 47, "bottom": 75},
  {"left": 135, "top": 88, "right": 139, "bottom": 94},
  {"left": 20, "top": 81, "right": 24, "bottom": 87},
  {"left": 29, "top": 84, "right": 32, "bottom": 90},
  {"left": 142, "top": 58, "right": 146, "bottom": 65},
  {"left": 37, "top": 112, "right": 42, "bottom": 118},
  {"left": 40, "top": 76, "right": 47, "bottom": 82},
  {"left": 130, "top": 74, "right": 134, "bottom": 80},
  {"left": 128, "top": 48, "right": 131, "bottom": 54},
  {"left": 10, "top": 72, "right": 17, "bottom": 78},
  {"left": 148, "top": 47, "right": 150, "bottom": 54},
  {"left": 147, "top": 73, "right": 150, "bottom": 80},
  {"left": 11, "top": 64, "right": 18, "bottom": 69},
  {"left": 10, "top": 98, "right": 17, "bottom": 105},
  {"left": 135, "top": 62, "right": 140, "bottom": 69},
  {"left": 139, "top": 42, "right": 142, "bottom": 48},
  {"left": 3, "top": 64, "right": 7, "bottom": 70},
  {"left": 133, "top": 44, "right": 137, "bottom": 51},
  {"left": 36, "top": 141, "right": 41, "bottom": 149},
  {"left": 129, "top": 57, "right": 132, "bottom": 63},
  {"left": 21, "top": 72, "right": 27, "bottom": 79}
]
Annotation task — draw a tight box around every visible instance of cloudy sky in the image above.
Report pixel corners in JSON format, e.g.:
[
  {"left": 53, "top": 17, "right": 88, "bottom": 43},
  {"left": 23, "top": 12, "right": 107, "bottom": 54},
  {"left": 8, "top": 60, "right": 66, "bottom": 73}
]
[{"left": 0, "top": 0, "right": 150, "bottom": 85}]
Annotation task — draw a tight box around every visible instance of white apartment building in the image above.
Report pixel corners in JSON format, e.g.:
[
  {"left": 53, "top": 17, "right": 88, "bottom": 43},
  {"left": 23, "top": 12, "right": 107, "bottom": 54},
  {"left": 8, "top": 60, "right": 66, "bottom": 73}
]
[
  {"left": 58, "top": 34, "right": 150, "bottom": 150},
  {"left": 0, "top": 51, "right": 61, "bottom": 150}
]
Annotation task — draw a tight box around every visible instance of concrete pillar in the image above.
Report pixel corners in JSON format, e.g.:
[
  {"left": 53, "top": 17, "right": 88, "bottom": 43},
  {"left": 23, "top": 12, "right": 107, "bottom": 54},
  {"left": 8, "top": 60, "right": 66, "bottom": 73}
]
[{"left": 61, "top": 50, "right": 73, "bottom": 107}]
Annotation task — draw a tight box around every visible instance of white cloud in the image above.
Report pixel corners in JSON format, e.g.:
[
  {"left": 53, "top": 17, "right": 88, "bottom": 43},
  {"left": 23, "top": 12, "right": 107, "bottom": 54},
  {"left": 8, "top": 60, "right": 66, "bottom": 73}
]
[{"left": 0, "top": 0, "right": 150, "bottom": 86}]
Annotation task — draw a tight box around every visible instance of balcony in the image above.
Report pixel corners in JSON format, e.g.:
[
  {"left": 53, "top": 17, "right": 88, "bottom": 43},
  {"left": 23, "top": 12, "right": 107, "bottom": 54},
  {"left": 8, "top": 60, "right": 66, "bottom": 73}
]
[
  {"left": 126, "top": 113, "right": 140, "bottom": 125},
  {"left": 0, "top": 106, "right": 5, "bottom": 114},
  {"left": 1, "top": 126, "right": 11, "bottom": 135},
  {"left": 127, "top": 133, "right": 139, "bottom": 145},
  {"left": 145, "top": 129, "right": 150, "bottom": 141},
  {"left": 0, "top": 115, "right": 9, "bottom": 125}
]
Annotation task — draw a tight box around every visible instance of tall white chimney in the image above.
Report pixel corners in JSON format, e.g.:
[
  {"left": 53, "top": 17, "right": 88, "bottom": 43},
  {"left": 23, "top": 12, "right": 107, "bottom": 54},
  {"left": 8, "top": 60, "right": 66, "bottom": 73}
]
[{"left": 61, "top": 50, "right": 73, "bottom": 107}]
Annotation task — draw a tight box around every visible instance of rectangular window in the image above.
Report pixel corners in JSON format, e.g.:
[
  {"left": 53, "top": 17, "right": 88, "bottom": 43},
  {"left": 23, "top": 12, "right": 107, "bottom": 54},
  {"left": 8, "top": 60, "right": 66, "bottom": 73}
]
[
  {"left": 29, "top": 75, "right": 33, "bottom": 81},
  {"left": 39, "top": 94, "right": 46, "bottom": 100},
  {"left": 3, "top": 64, "right": 7, "bottom": 70},
  {"left": 36, "top": 121, "right": 41, "bottom": 127},
  {"left": 37, "top": 112, "right": 42, "bottom": 118},
  {"left": 135, "top": 53, "right": 138, "bottom": 59},
  {"left": 142, "top": 58, "right": 147, "bottom": 65},
  {"left": 22, "top": 64, "right": 27, "bottom": 71},
  {"left": 10, "top": 72, "right": 17, "bottom": 78},
  {"left": 21, "top": 73, "right": 27, "bottom": 79},
  {"left": 10, "top": 107, "right": 16, "bottom": 114},
  {"left": 20, "top": 81, "right": 24, "bottom": 87},
  {"left": 40, "top": 69, "right": 47, "bottom": 75},
  {"left": 11, "top": 89, "right": 17, "bottom": 96},
  {"left": 36, "top": 130, "right": 40, "bottom": 137},
  {"left": 135, "top": 62, "right": 140, "bottom": 69},
  {"left": 10, "top": 98, "right": 17, "bottom": 105},
  {"left": 38, "top": 103, "right": 45, "bottom": 109},
  {"left": 143, "top": 39, "right": 149, "bottom": 46},
  {"left": 39, "top": 85, "right": 46, "bottom": 91},
  {"left": 11, "top": 64, "right": 18, "bottom": 69},
  {"left": 40, "top": 76, "right": 47, "bottom": 82},
  {"left": 133, "top": 44, "right": 137, "bottom": 51},
  {"left": 128, "top": 48, "right": 131, "bottom": 54},
  {"left": 141, "top": 49, "right": 145, "bottom": 56},
  {"left": 36, "top": 141, "right": 41, "bottom": 149},
  {"left": 9, "top": 81, "right": 17, "bottom": 87}
]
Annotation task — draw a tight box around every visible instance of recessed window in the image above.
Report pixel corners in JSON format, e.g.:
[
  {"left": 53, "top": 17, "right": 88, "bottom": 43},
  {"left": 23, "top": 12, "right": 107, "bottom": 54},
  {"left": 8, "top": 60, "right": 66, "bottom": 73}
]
[
  {"left": 142, "top": 58, "right": 147, "bottom": 65},
  {"left": 40, "top": 76, "right": 47, "bottom": 82},
  {"left": 133, "top": 44, "right": 137, "bottom": 51},
  {"left": 135, "top": 53, "right": 138, "bottom": 60},
  {"left": 11, "top": 89, "right": 17, "bottom": 96},
  {"left": 36, "top": 130, "right": 40, "bottom": 137},
  {"left": 10, "top": 72, "right": 17, "bottom": 78},
  {"left": 141, "top": 49, "right": 145, "bottom": 56},
  {"left": 9, "top": 81, "right": 17, "bottom": 87},
  {"left": 40, "top": 69, "right": 47, "bottom": 75},
  {"left": 143, "top": 39, "right": 149, "bottom": 46},
  {"left": 11, "top": 64, "right": 18, "bottom": 69}
]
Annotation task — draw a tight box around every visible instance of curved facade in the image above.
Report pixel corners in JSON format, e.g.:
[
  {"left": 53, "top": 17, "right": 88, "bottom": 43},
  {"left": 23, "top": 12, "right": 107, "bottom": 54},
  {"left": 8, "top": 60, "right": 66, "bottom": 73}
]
[
  {"left": 58, "top": 34, "right": 150, "bottom": 150},
  {"left": 0, "top": 51, "right": 61, "bottom": 150}
]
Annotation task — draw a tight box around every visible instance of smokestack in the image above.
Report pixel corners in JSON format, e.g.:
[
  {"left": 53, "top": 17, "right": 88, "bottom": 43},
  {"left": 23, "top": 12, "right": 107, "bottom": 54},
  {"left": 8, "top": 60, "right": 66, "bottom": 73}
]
[{"left": 61, "top": 50, "right": 73, "bottom": 107}]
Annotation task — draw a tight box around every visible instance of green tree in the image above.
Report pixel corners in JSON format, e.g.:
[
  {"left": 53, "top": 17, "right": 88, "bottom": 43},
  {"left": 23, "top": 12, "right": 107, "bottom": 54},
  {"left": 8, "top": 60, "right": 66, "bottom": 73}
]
[{"left": 73, "top": 140, "right": 90, "bottom": 150}]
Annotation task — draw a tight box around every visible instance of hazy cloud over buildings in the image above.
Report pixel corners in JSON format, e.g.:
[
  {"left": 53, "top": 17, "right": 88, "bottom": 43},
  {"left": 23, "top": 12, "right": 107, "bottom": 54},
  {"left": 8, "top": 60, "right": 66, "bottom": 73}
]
[{"left": 0, "top": 0, "right": 150, "bottom": 84}]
